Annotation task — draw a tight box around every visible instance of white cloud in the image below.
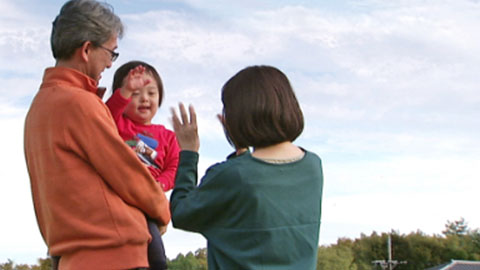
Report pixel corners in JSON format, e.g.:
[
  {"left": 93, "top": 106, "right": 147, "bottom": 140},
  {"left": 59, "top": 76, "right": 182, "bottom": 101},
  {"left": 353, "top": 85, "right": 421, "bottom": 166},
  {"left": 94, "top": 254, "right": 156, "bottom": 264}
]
[
  {"left": 325, "top": 156, "right": 480, "bottom": 194},
  {"left": 0, "top": 1, "right": 23, "bottom": 21},
  {"left": 0, "top": 101, "right": 25, "bottom": 117}
]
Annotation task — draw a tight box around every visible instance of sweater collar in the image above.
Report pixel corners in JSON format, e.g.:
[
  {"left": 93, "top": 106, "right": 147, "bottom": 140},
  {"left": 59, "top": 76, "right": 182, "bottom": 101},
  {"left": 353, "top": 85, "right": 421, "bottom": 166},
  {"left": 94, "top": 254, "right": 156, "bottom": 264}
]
[{"left": 42, "top": 67, "right": 99, "bottom": 95}]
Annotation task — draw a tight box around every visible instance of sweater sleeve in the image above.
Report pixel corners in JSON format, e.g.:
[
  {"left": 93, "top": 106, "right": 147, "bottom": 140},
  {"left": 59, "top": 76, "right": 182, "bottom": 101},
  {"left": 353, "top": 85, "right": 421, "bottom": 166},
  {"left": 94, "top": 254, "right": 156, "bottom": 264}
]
[
  {"left": 170, "top": 151, "right": 237, "bottom": 232},
  {"left": 151, "top": 132, "right": 180, "bottom": 191},
  {"left": 67, "top": 96, "right": 170, "bottom": 225},
  {"left": 105, "top": 89, "right": 129, "bottom": 123}
]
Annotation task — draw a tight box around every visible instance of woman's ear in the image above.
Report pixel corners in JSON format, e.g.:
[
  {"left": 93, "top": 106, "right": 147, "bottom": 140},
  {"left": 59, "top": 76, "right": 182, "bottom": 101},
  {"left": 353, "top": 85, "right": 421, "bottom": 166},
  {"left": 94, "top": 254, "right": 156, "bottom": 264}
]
[{"left": 217, "top": 113, "right": 225, "bottom": 127}]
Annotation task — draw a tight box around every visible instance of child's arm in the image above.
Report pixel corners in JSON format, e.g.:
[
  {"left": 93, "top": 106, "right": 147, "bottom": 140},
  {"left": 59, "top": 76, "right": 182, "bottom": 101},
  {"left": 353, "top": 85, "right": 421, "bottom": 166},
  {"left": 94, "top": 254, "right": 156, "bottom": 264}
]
[{"left": 105, "top": 90, "right": 129, "bottom": 121}]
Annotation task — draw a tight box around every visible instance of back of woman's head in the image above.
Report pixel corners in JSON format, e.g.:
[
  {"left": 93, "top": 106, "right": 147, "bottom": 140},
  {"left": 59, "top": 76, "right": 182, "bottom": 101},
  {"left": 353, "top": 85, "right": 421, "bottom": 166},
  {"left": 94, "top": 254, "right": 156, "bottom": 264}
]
[
  {"left": 50, "top": 0, "right": 124, "bottom": 60},
  {"left": 111, "top": 60, "right": 164, "bottom": 107},
  {"left": 221, "top": 65, "right": 304, "bottom": 149}
]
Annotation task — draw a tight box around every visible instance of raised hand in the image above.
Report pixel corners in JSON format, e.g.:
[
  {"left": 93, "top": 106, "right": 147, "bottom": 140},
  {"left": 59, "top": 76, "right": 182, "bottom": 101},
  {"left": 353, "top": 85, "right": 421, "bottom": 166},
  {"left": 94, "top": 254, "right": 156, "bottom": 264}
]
[
  {"left": 171, "top": 103, "right": 200, "bottom": 152},
  {"left": 119, "top": 65, "right": 151, "bottom": 99}
]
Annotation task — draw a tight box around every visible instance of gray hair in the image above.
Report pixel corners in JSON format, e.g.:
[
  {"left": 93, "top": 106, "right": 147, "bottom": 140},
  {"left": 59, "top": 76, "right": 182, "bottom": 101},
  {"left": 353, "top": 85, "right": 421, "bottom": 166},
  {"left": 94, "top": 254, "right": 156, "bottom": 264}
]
[{"left": 51, "top": 0, "right": 124, "bottom": 60}]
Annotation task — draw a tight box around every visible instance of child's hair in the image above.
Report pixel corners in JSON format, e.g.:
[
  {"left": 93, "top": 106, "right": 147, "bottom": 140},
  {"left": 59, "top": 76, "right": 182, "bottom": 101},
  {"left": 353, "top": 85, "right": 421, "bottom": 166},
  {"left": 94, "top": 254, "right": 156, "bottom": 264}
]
[
  {"left": 111, "top": 60, "right": 164, "bottom": 107},
  {"left": 221, "top": 65, "right": 304, "bottom": 149}
]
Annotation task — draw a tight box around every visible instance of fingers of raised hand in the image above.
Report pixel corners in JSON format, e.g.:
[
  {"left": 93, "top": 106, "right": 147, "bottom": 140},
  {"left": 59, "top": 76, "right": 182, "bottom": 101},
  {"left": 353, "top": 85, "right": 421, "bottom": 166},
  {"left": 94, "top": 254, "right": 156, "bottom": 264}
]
[
  {"left": 172, "top": 103, "right": 196, "bottom": 126},
  {"left": 127, "top": 65, "right": 151, "bottom": 88},
  {"left": 188, "top": 104, "right": 197, "bottom": 127},
  {"left": 131, "top": 65, "right": 146, "bottom": 76},
  {"left": 170, "top": 103, "right": 200, "bottom": 151},
  {"left": 179, "top": 103, "right": 189, "bottom": 124},
  {"left": 170, "top": 106, "right": 181, "bottom": 131}
]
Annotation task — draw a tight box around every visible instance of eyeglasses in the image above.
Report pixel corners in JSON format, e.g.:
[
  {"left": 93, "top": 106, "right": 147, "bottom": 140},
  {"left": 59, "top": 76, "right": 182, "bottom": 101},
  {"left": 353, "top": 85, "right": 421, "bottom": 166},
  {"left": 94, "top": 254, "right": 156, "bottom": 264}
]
[{"left": 98, "top": 45, "right": 119, "bottom": 62}]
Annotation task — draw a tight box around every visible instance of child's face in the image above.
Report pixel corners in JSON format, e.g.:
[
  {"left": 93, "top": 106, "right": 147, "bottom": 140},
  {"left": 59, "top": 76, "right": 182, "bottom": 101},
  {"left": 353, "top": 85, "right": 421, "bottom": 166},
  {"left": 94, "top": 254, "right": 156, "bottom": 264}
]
[{"left": 124, "top": 73, "right": 159, "bottom": 125}]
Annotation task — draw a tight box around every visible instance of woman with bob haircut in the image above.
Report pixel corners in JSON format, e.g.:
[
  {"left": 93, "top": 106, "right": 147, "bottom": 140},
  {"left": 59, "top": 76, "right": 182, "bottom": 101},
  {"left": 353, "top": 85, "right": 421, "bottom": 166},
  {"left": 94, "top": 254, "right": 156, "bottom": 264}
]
[{"left": 170, "top": 65, "right": 323, "bottom": 270}]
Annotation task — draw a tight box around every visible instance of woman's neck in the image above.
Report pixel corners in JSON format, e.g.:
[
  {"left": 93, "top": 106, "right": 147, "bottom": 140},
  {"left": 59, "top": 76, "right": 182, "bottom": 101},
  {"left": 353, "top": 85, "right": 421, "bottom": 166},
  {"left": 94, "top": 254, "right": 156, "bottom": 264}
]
[{"left": 252, "top": 141, "right": 303, "bottom": 160}]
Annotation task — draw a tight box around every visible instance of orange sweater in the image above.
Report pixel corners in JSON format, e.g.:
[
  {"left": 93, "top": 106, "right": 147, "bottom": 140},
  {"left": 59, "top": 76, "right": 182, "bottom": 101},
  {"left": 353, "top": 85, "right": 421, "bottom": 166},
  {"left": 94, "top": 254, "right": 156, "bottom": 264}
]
[{"left": 24, "top": 67, "right": 171, "bottom": 270}]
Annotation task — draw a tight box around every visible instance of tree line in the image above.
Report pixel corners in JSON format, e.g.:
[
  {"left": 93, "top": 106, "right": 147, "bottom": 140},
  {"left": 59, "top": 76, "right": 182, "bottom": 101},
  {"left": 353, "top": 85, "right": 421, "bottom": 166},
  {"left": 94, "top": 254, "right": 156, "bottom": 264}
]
[
  {"left": 317, "top": 217, "right": 480, "bottom": 270},
  {"left": 2, "top": 218, "right": 479, "bottom": 270}
]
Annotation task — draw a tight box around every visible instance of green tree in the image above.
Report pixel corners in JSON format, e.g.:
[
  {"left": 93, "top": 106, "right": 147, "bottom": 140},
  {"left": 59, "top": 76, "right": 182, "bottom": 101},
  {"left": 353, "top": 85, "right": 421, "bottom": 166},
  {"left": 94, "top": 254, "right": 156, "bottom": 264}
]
[
  {"left": 443, "top": 217, "right": 469, "bottom": 236},
  {"left": 395, "top": 231, "right": 444, "bottom": 270},
  {"left": 12, "top": 264, "right": 31, "bottom": 270},
  {"left": 469, "top": 229, "right": 480, "bottom": 260},
  {"left": 0, "top": 259, "right": 14, "bottom": 270},
  {"left": 194, "top": 248, "right": 208, "bottom": 269},
  {"left": 168, "top": 251, "right": 207, "bottom": 270},
  {"left": 36, "top": 258, "right": 52, "bottom": 270},
  {"left": 317, "top": 241, "right": 357, "bottom": 270},
  {"left": 0, "top": 259, "right": 35, "bottom": 270},
  {"left": 351, "top": 232, "right": 388, "bottom": 270}
]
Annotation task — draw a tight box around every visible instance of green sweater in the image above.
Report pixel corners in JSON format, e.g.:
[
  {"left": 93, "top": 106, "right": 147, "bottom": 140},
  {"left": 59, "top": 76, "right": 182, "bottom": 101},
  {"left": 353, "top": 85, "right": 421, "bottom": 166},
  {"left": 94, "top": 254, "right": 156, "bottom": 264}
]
[{"left": 171, "top": 150, "right": 323, "bottom": 270}]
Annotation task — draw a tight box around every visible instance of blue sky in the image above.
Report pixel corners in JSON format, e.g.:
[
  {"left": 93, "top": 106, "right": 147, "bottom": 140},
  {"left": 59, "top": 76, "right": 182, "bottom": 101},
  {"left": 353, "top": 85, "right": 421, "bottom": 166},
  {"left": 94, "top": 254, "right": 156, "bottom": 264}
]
[{"left": 1, "top": 0, "right": 480, "bottom": 265}]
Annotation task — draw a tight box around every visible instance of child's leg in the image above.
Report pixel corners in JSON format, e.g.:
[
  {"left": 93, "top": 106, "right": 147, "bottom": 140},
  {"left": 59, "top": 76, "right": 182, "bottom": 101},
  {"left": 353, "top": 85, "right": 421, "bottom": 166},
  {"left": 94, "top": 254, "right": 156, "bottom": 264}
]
[
  {"left": 51, "top": 256, "right": 60, "bottom": 270},
  {"left": 147, "top": 218, "right": 168, "bottom": 270}
]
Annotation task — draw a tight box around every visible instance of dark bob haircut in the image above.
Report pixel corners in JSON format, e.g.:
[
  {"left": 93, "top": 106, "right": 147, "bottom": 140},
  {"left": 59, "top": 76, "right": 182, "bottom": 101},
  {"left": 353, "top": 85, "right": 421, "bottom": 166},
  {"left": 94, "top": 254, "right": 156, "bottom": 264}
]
[
  {"left": 221, "top": 65, "right": 304, "bottom": 149},
  {"left": 111, "top": 60, "right": 164, "bottom": 107}
]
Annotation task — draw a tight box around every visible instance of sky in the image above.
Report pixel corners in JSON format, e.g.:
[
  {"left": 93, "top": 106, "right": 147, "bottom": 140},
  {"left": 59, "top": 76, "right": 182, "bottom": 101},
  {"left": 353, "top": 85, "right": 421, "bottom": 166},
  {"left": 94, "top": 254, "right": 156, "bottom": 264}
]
[{"left": 1, "top": 0, "right": 479, "bottom": 265}]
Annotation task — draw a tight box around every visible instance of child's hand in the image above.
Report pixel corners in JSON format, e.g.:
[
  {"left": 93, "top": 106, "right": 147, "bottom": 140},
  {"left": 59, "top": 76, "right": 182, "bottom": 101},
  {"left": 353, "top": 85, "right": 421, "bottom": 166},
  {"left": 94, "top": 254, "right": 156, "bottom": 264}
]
[{"left": 119, "top": 65, "right": 151, "bottom": 99}]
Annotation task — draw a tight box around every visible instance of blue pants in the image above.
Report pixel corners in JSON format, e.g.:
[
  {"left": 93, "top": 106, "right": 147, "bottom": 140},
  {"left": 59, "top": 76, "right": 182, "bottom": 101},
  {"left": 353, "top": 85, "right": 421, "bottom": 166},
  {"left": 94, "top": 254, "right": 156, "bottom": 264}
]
[{"left": 147, "top": 218, "right": 168, "bottom": 270}]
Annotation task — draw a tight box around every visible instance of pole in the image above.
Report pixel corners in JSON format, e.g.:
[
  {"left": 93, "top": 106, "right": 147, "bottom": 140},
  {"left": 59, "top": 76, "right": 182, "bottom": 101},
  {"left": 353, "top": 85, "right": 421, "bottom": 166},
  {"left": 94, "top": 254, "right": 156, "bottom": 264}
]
[{"left": 388, "top": 235, "right": 392, "bottom": 270}]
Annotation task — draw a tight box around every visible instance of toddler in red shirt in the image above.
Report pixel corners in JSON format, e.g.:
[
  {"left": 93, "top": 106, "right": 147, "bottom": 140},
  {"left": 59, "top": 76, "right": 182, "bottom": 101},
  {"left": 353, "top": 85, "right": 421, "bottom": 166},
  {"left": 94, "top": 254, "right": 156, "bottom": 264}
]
[{"left": 106, "top": 61, "right": 180, "bottom": 270}]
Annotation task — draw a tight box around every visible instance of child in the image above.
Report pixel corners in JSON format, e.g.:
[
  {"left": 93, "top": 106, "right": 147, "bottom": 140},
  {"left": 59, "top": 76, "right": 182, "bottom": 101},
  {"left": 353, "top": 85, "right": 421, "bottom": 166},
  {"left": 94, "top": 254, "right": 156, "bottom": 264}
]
[
  {"left": 106, "top": 61, "right": 180, "bottom": 270},
  {"left": 170, "top": 65, "right": 323, "bottom": 270}
]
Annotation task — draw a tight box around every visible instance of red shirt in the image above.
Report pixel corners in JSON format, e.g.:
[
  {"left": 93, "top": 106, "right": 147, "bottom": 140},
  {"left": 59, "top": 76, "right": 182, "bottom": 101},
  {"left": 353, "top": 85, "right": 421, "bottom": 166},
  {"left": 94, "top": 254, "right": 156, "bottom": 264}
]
[{"left": 106, "top": 90, "right": 180, "bottom": 191}]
